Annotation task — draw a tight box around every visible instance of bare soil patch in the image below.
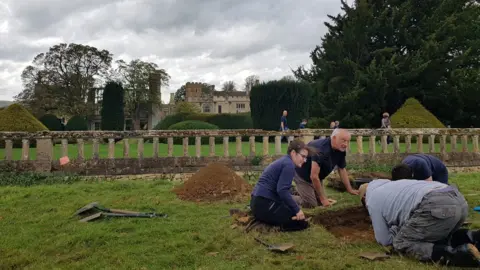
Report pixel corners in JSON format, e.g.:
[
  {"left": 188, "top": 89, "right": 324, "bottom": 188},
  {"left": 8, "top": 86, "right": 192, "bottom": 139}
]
[
  {"left": 312, "top": 206, "right": 375, "bottom": 242},
  {"left": 173, "top": 163, "right": 252, "bottom": 202}
]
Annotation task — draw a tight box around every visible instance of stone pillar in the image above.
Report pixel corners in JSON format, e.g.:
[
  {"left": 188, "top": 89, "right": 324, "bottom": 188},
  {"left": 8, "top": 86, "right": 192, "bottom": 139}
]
[{"left": 35, "top": 138, "right": 53, "bottom": 172}]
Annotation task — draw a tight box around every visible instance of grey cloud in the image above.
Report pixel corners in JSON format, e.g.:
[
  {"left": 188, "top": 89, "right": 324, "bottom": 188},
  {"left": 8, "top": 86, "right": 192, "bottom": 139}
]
[{"left": 0, "top": 0, "right": 344, "bottom": 101}]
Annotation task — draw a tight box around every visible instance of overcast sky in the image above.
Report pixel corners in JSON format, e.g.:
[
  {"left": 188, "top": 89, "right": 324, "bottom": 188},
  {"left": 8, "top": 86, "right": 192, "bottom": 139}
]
[{"left": 0, "top": 0, "right": 345, "bottom": 103}]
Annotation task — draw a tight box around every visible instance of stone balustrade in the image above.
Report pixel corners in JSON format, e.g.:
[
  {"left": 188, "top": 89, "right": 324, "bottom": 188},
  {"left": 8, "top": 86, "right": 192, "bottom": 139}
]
[{"left": 1, "top": 128, "right": 479, "bottom": 175}]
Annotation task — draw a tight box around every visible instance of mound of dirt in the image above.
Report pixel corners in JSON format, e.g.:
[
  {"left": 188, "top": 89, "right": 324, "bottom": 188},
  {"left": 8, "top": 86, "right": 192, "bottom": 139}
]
[
  {"left": 173, "top": 163, "right": 252, "bottom": 202},
  {"left": 312, "top": 206, "right": 375, "bottom": 242},
  {"left": 326, "top": 171, "right": 391, "bottom": 191}
]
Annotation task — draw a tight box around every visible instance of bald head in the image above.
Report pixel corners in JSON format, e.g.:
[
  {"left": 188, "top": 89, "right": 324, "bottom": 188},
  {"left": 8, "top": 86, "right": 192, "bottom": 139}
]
[{"left": 331, "top": 128, "right": 351, "bottom": 152}]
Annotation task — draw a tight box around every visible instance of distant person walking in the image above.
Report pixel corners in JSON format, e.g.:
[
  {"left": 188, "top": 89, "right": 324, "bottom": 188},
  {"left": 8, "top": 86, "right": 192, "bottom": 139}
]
[
  {"left": 381, "top": 112, "right": 392, "bottom": 144},
  {"left": 280, "top": 110, "right": 288, "bottom": 142},
  {"left": 299, "top": 119, "right": 307, "bottom": 129}
]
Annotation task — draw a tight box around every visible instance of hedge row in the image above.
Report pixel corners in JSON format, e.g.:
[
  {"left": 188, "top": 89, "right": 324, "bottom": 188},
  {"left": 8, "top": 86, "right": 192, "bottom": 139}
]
[{"left": 155, "top": 112, "right": 253, "bottom": 130}]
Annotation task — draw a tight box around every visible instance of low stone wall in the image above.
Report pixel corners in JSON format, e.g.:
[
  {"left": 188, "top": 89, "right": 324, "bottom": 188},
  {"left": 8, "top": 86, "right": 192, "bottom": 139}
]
[{"left": 1, "top": 128, "right": 480, "bottom": 175}]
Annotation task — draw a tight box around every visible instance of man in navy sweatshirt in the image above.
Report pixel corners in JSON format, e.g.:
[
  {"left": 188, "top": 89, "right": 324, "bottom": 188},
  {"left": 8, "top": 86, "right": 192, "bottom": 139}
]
[
  {"left": 391, "top": 154, "right": 449, "bottom": 184},
  {"left": 250, "top": 139, "right": 313, "bottom": 231}
]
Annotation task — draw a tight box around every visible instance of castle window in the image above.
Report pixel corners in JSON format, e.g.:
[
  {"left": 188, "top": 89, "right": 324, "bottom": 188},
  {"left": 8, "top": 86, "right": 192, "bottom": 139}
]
[
  {"left": 203, "top": 104, "right": 211, "bottom": 113},
  {"left": 236, "top": 103, "right": 246, "bottom": 109}
]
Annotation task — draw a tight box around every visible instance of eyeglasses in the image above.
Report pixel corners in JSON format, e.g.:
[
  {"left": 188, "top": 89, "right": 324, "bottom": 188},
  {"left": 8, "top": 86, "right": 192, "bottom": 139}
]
[{"left": 297, "top": 153, "right": 308, "bottom": 160}]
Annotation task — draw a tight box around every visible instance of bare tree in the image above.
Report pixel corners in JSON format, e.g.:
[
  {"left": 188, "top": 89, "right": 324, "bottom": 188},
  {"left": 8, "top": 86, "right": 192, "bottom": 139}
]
[
  {"left": 222, "top": 81, "right": 237, "bottom": 92},
  {"left": 244, "top": 75, "right": 260, "bottom": 92}
]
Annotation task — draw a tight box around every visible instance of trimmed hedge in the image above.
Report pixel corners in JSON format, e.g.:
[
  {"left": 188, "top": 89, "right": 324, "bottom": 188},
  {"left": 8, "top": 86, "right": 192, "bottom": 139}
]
[
  {"left": 66, "top": 115, "right": 88, "bottom": 131},
  {"left": 155, "top": 113, "right": 253, "bottom": 130},
  {"left": 0, "top": 104, "right": 48, "bottom": 148},
  {"left": 391, "top": 98, "right": 446, "bottom": 128},
  {"left": 0, "top": 103, "right": 48, "bottom": 132},
  {"left": 39, "top": 114, "right": 63, "bottom": 131},
  {"left": 168, "top": 120, "right": 219, "bottom": 145}
]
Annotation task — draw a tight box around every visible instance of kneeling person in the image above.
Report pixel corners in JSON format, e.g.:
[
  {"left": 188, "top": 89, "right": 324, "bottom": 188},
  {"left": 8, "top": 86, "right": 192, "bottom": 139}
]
[
  {"left": 250, "top": 140, "right": 312, "bottom": 231},
  {"left": 391, "top": 154, "right": 448, "bottom": 184},
  {"left": 359, "top": 180, "right": 480, "bottom": 267}
]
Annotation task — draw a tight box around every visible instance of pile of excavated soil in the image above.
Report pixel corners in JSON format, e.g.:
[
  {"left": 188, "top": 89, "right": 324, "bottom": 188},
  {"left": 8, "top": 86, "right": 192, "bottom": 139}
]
[
  {"left": 173, "top": 163, "right": 252, "bottom": 202},
  {"left": 327, "top": 171, "right": 391, "bottom": 191},
  {"left": 312, "top": 206, "right": 375, "bottom": 242}
]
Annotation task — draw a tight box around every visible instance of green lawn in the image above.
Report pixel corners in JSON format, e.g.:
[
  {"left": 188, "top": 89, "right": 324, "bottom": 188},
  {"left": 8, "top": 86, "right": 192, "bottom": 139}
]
[
  {"left": 1, "top": 171, "right": 480, "bottom": 269},
  {"left": 0, "top": 140, "right": 474, "bottom": 160}
]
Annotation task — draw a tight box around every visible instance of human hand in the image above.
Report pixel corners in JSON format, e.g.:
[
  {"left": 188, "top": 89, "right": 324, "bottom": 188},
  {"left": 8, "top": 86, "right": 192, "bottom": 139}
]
[
  {"left": 292, "top": 210, "right": 305, "bottom": 220},
  {"left": 320, "top": 198, "right": 331, "bottom": 207},
  {"left": 348, "top": 189, "right": 359, "bottom": 195}
]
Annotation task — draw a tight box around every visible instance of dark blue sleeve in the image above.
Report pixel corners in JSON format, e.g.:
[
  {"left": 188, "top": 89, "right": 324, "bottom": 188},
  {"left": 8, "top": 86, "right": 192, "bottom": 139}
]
[
  {"left": 276, "top": 163, "right": 300, "bottom": 214},
  {"left": 338, "top": 152, "right": 347, "bottom": 169},
  {"left": 411, "top": 160, "right": 432, "bottom": 180}
]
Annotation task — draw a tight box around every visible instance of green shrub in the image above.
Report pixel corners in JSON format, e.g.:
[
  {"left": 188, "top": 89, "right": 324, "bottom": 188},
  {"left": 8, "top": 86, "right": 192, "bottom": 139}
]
[
  {"left": 0, "top": 103, "right": 48, "bottom": 132},
  {"left": 66, "top": 115, "right": 88, "bottom": 131},
  {"left": 39, "top": 114, "right": 63, "bottom": 131},
  {"left": 206, "top": 113, "right": 253, "bottom": 129},
  {"left": 0, "top": 104, "right": 48, "bottom": 148},
  {"left": 307, "top": 117, "right": 329, "bottom": 129},
  {"left": 0, "top": 171, "right": 82, "bottom": 187},
  {"left": 101, "top": 81, "right": 125, "bottom": 131},
  {"left": 168, "top": 120, "right": 219, "bottom": 145},
  {"left": 154, "top": 113, "right": 190, "bottom": 130},
  {"left": 391, "top": 98, "right": 446, "bottom": 128}
]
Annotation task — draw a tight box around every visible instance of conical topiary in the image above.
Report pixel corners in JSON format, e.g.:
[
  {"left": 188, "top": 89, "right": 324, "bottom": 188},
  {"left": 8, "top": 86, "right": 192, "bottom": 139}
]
[
  {"left": 0, "top": 103, "right": 48, "bottom": 132},
  {"left": 390, "top": 98, "right": 445, "bottom": 128}
]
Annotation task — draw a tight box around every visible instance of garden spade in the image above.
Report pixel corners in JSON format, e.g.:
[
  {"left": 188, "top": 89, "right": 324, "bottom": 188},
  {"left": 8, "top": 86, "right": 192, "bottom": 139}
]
[
  {"left": 253, "top": 237, "right": 294, "bottom": 253},
  {"left": 74, "top": 202, "right": 149, "bottom": 217},
  {"left": 79, "top": 212, "right": 167, "bottom": 222}
]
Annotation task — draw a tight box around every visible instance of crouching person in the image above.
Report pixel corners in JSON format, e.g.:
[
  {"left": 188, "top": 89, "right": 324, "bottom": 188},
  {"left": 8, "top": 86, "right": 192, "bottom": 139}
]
[
  {"left": 359, "top": 180, "right": 480, "bottom": 267},
  {"left": 250, "top": 139, "right": 313, "bottom": 232}
]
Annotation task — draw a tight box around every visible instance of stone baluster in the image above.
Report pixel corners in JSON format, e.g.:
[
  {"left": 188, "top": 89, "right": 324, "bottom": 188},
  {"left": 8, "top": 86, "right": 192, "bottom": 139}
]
[
  {"left": 108, "top": 138, "right": 115, "bottom": 159},
  {"left": 287, "top": 136, "right": 294, "bottom": 144},
  {"left": 275, "top": 136, "right": 282, "bottom": 155},
  {"left": 77, "top": 139, "right": 85, "bottom": 160},
  {"left": 393, "top": 136, "right": 400, "bottom": 154},
  {"left": 263, "top": 136, "right": 269, "bottom": 156},
  {"left": 405, "top": 135, "right": 411, "bottom": 153},
  {"left": 369, "top": 136, "right": 376, "bottom": 155},
  {"left": 428, "top": 135, "right": 435, "bottom": 153},
  {"left": 36, "top": 137, "right": 53, "bottom": 172},
  {"left": 92, "top": 138, "right": 100, "bottom": 160},
  {"left": 195, "top": 137, "right": 201, "bottom": 158},
  {"left": 21, "top": 139, "right": 29, "bottom": 160},
  {"left": 61, "top": 139, "right": 68, "bottom": 158},
  {"left": 122, "top": 138, "right": 129, "bottom": 158},
  {"left": 473, "top": 135, "right": 479, "bottom": 153},
  {"left": 321, "top": 136, "right": 326, "bottom": 139},
  {"left": 417, "top": 135, "right": 423, "bottom": 153},
  {"left": 356, "top": 136, "right": 363, "bottom": 154},
  {"left": 138, "top": 138, "right": 145, "bottom": 159},
  {"left": 462, "top": 135, "right": 468, "bottom": 152},
  {"left": 167, "top": 137, "right": 174, "bottom": 157},
  {"left": 440, "top": 135, "right": 447, "bottom": 156},
  {"left": 182, "top": 137, "right": 188, "bottom": 157},
  {"left": 4, "top": 139, "right": 12, "bottom": 160},
  {"left": 249, "top": 136, "right": 256, "bottom": 156},
  {"left": 381, "top": 135, "right": 388, "bottom": 153},
  {"left": 153, "top": 137, "right": 159, "bottom": 158},
  {"left": 209, "top": 137, "right": 215, "bottom": 157},
  {"left": 236, "top": 136, "right": 242, "bottom": 157},
  {"left": 223, "top": 136, "right": 229, "bottom": 157},
  {"left": 451, "top": 135, "right": 457, "bottom": 152}
]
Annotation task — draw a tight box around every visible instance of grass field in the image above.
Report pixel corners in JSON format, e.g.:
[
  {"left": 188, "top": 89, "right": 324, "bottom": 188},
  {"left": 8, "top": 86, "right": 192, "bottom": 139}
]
[
  {"left": 1, "top": 171, "right": 480, "bottom": 269},
  {"left": 0, "top": 140, "right": 474, "bottom": 160}
]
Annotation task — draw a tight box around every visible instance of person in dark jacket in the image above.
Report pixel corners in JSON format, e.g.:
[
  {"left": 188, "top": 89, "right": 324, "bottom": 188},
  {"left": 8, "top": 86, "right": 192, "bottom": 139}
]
[
  {"left": 250, "top": 139, "right": 313, "bottom": 231},
  {"left": 391, "top": 154, "right": 449, "bottom": 184}
]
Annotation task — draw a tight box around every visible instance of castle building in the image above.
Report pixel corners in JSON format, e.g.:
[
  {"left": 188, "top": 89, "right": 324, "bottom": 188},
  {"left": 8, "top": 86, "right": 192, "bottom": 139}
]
[{"left": 185, "top": 82, "right": 250, "bottom": 114}]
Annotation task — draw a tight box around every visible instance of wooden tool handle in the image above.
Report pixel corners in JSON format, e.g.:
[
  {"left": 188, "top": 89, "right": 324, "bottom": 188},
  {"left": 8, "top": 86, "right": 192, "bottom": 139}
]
[{"left": 109, "top": 209, "right": 142, "bottom": 214}]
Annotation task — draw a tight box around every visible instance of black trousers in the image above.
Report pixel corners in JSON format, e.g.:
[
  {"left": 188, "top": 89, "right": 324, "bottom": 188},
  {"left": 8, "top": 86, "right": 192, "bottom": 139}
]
[{"left": 250, "top": 196, "right": 309, "bottom": 232}]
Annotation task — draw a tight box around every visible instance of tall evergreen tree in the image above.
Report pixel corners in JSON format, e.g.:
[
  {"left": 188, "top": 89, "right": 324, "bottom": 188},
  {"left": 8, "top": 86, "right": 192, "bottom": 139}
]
[
  {"left": 101, "top": 81, "right": 125, "bottom": 131},
  {"left": 295, "top": 0, "right": 480, "bottom": 127}
]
